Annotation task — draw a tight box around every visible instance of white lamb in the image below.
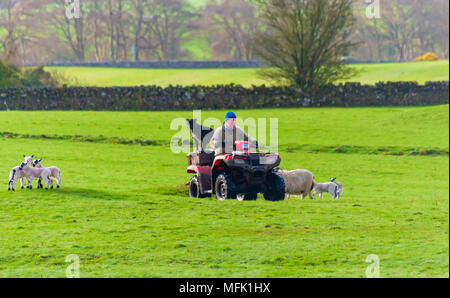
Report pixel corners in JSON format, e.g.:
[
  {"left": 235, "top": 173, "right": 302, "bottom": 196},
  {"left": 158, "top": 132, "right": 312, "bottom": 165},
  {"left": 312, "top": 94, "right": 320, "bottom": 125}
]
[
  {"left": 7, "top": 155, "right": 34, "bottom": 190},
  {"left": 23, "top": 155, "right": 34, "bottom": 186},
  {"left": 277, "top": 169, "right": 314, "bottom": 199},
  {"left": 313, "top": 182, "right": 340, "bottom": 200},
  {"left": 8, "top": 166, "right": 26, "bottom": 191},
  {"left": 330, "top": 177, "right": 343, "bottom": 197},
  {"left": 33, "top": 159, "right": 61, "bottom": 189},
  {"left": 19, "top": 162, "right": 52, "bottom": 190}
]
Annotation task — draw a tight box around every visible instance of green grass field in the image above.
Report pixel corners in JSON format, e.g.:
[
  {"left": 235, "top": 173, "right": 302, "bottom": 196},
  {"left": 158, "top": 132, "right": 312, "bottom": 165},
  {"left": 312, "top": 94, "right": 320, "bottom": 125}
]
[
  {"left": 46, "top": 60, "right": 449, "bottom": 87},
  {"left": 0, "top": 105, "right": 448, "bottom": 277}
]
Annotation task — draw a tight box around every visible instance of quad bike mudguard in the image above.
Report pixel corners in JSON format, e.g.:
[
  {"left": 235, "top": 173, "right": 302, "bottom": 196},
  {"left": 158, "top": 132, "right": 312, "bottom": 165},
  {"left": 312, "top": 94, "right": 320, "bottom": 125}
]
[{"left": 187, "top": 165, "right": 212, "bottom": 194}]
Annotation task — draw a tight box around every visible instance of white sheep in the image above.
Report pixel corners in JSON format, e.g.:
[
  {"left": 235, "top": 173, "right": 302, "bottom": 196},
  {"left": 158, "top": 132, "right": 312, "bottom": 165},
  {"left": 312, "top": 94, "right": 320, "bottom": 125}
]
[
  {"left": 32, "top": 159, "right": 61, "bottom": 189},
  {"left": 7, "top": 155, "right": 34, "bottom": 191},
  {"left": 15, "top": 155, "right": 34, "bottom": 189},
  {"left": 313, "top": 182, "right": 340, "bottom": 200},
  {"left": 8, "top": 166, "right": 26, "bottom": 191},
  {"left": 330, "top": 177, "right": 343, "bottom": 197},
  {"left": 19, "top": 162, "right": 52, "bottom": 190},
  {"left": 277, "top": 169, "right": 314, "bottom": 199}
]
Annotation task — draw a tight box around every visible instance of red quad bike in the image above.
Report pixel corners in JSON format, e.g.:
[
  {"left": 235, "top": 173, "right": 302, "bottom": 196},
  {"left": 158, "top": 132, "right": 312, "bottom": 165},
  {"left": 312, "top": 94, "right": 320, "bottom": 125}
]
[{"left": 186, "top": 132, "right": 285, "bottom": 201}]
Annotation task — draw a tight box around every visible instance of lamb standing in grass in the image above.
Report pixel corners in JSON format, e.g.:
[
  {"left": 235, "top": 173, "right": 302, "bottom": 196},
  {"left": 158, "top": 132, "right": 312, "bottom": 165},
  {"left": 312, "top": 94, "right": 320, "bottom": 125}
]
[
  {"left": 8, "top": 166, "right": 26, "bottom": 191},
  {"left": 277, "top": 169, "right": 314, "bottom": 199},
  {"left": 16, "top": 155, "right": 34, "bottom": 188},
  {"left": 19, "top": 162, "right": 52, "bottom": 190},
  {"left": 313, "top": 182, "right": 340, "bottom": 200},
  {"left": 330, "top": 177, "right": 343, "bottom": 197},
  {"left": 33, "top": 159, "right": 61, "bottom": 189},
  {"left": 7, "top": 155, "right": 34, "bottom": 190}
]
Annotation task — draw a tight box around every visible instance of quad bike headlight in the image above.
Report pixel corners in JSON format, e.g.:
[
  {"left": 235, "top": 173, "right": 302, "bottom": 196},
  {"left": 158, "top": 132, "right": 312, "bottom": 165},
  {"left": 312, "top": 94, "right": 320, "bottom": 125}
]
[
  {"left": 234, "top": 158, "right": 246, "bottom": 165},
  {"left": 260, "top": 155, "right": 278, "bottom": 165}
]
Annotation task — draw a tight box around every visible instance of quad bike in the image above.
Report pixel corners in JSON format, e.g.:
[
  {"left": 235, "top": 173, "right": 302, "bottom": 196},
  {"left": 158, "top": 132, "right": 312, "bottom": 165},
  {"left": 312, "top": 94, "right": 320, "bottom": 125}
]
[{"left": 185, "top": 120, "right": 285, "bottom": 201}]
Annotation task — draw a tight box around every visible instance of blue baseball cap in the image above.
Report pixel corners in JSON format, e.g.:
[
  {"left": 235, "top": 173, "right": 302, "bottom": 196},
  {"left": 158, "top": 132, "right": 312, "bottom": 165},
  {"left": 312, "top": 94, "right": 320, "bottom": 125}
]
[{"left": 225, "top": 111, "right": 237, "bottom": 120}]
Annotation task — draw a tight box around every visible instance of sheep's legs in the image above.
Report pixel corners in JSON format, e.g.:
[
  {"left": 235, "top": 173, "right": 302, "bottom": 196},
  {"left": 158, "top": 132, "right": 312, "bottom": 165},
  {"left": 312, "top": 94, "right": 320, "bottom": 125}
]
[
  {"left": 42, "top": 176, "right": 50, "bottom": 190},
  {"left": 20, "top": 177, "right": 25, "bottom": 189},
  {"left": 27, "top": 178, "right": 33, "bottom": 189},
  {"left": 8, "top": 179, "right": 14, "bottom": 191}
]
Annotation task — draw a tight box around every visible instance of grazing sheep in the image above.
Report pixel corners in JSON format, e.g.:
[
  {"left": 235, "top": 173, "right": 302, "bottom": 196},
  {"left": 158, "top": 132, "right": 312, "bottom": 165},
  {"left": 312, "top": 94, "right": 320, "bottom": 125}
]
[
  {"left": 8, "top": 166, "right": 26, "bottom": 191},
  {"left": 313, "top": 182, "right": 340, "bottom": 200},
  {"left": 277, "top": 169, "right": 314, "bottom": 199},
  {"left": 19, "top": 162, "right": 52, "bottom": 190},
  {"left": 33, "top": 159, "right": 61, "bottom": 189},
  {"left": 330, "top": 177, "right": 343, "bottom": 197}
]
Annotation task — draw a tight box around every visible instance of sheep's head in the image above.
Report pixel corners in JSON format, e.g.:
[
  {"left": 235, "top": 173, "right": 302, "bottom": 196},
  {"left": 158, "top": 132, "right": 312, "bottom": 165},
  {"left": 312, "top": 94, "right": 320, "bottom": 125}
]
[
  {"left": 19, "top": 162, "right": 28, "bottom": 170},
  {"left": 32, "top": 159, "right": 42, "bottom": 168},
  {"left": 23, "top": 155, "right": 34, "bottom": 165},
  {"left": 330, "top": 177, "right": 337, "bottom": 182}
]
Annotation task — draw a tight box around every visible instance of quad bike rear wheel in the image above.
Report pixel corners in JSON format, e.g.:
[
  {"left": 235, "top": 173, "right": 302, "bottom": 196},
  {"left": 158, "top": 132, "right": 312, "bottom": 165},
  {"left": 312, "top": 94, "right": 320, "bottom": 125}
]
[
  {"left": 189, "top": 175, "right": 209, "bottom": 198},
  {"left": 263, "top": 171, "right": 285, "bottom": 201},
  {"left": 215, "top": 173, "right": 237, "bottom": 200}
]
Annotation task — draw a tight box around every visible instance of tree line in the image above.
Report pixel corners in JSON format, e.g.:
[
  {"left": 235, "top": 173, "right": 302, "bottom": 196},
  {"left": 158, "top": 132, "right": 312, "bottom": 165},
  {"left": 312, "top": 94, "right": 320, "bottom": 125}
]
[{"left": 1, "top": 0, "right": 448, "bottom": 65}]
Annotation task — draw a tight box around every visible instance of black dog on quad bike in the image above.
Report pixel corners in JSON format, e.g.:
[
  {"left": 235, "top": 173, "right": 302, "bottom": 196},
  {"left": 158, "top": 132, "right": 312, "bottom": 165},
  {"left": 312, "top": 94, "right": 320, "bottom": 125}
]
[{"left": 186, "top": 119, "right": 215, "bottom": 152}]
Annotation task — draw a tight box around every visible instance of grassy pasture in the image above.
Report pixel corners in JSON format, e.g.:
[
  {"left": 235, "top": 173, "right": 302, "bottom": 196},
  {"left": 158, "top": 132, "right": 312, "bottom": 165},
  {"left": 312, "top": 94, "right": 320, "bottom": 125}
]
[
  {"left": 46, "top": 60, "right": 449, "bottom": 87},
  {"left": 0, "top": 105, "right": 448, "bottom": 277}
]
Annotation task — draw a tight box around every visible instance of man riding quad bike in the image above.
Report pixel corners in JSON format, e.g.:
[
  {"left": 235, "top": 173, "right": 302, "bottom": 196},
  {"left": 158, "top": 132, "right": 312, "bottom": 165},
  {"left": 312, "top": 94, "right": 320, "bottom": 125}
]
[{"left": 186, "top": 112, "right": 285, "bottom": 201}]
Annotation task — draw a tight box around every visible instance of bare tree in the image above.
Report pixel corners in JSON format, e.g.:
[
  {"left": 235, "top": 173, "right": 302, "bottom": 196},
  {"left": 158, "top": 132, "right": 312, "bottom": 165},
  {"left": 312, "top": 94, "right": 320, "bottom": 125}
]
[
  {"left": 133, "top": 0, "right": 145, "bottom": 61},
  {"left": 0, "top": 0, "right": 26, "bottom": 62},
  {"left": 143, "top": 0, "right": 196, "bottom": 60},
  {"left": 46, "top": 0, "right": 88, "bottom": 61},
  {"left": 382, "top": 1, "right": 418, "bottom": 61},
  {"left": 204, "top": 0, "right": 260, "bottom": 60},
  {"left": 353, "top": 9, "right": 386, "bottom": 61},
  {"left": 253, "top": 0, "right": 359, "bottom": 89},
  {"left": 353, "top": 0, "right": 449, "bottom": 61},
  {"left": 1, "top": 0, "right": 447, "bottom": 64}
]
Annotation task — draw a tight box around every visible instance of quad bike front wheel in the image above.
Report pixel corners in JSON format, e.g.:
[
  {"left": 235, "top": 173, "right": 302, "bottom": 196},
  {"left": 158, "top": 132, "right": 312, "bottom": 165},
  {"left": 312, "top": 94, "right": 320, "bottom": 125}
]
[
  {"left": 215, "top": 173, "right": 237, "bottom": 200},
  {"left": 263, "top": 171, "right": 286, "bottom": 201}
]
